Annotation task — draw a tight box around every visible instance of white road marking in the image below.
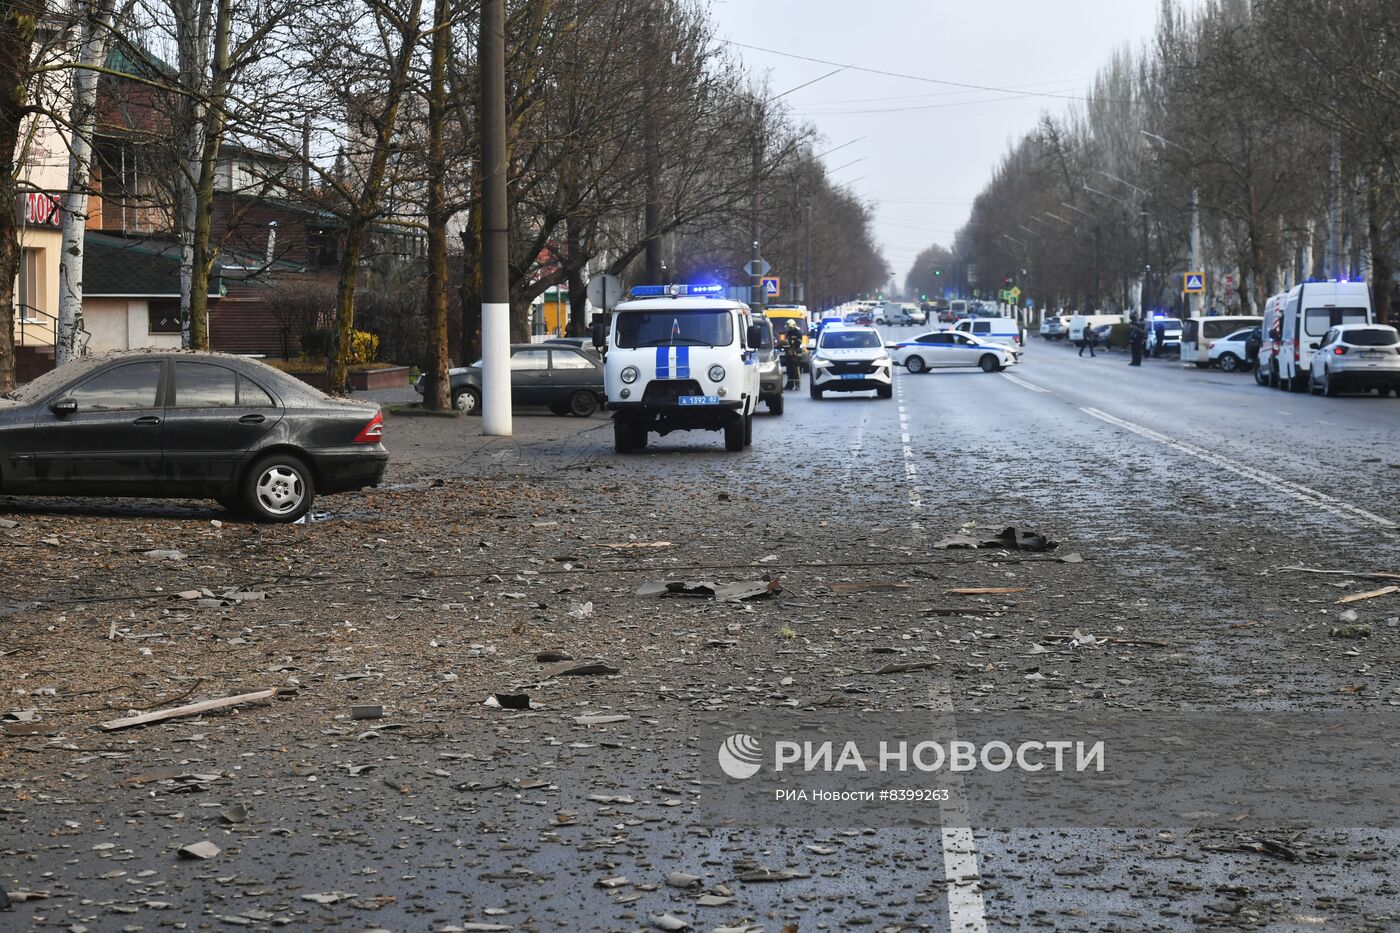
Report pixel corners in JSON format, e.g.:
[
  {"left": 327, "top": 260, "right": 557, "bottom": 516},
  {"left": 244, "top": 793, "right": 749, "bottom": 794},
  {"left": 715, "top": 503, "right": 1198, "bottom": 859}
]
[
  {"left": 999, "top": 371, "right": 1050, "bottom": 394},
  {"left": 929, "top": 682, "right": 990, "bottom": 933},
  {"left": 1081, "top": 406, "right": 1397, "bottom": 530}
]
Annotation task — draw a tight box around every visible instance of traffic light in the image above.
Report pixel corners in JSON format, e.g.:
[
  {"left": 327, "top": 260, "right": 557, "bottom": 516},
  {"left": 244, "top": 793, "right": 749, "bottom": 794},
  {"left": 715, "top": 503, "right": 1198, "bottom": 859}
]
[{"left": 933, "top": 270, "right": 942, "bottom": 277}]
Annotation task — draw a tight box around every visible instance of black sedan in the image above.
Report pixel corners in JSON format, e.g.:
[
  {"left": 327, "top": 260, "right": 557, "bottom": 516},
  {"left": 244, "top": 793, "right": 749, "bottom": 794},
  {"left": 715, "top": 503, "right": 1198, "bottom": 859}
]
[
  {"left": 0, "top": 350, "right": 388, "bottom": 523},
  {"left": 415, "top": 343, "right": 605, "bottom": 415}
]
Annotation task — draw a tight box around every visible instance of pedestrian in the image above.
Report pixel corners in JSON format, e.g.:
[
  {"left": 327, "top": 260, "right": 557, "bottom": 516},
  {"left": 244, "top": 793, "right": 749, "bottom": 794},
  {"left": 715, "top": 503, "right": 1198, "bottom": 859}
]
[
  {"left": 1078, "top": 326, "right": 1096, "bottom": 358},
  {"left": 782, "top": 322, "right": 803, "bottom": 389},
  {"left": 1129, "top": 316, "right": 1146, "bottom": 366}
]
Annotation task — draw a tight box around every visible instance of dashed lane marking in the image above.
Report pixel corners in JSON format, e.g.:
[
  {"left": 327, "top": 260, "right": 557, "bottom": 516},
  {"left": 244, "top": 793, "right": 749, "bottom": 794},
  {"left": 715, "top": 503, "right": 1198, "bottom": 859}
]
[{"left": 1081, "top": 406, "right": 1397, "bottom": 530}]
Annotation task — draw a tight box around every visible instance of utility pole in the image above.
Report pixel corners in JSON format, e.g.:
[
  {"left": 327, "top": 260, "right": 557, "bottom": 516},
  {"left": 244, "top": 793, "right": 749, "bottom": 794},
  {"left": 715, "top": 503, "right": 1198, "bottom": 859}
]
[
  {"left": 804, "top": 203, "right": 813, "bottom": 308},
  {"left": 1141, "top": 204, "right": 1151, "bottom": 318},
  {"left": 750, "top": 239, "right": 761, "bottom": 309},
  {"left": 479, "top": 0, "right": 511, "bottom": 435}
]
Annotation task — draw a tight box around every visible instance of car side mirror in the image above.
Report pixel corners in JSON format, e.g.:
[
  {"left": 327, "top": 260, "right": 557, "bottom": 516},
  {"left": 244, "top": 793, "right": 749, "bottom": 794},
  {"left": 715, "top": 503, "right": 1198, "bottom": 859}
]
[
  {"left": 591, "top": 323, "right": 606, "bottom": 350},
  {"left": 49, "top": 397, "right": 77, "bottom": 416},
  {"left": 746, "top": 324, "right": 763, "bottom": 348},
  {"left": 1308, "top": 342, "right": 1320, "bottom": 350}
]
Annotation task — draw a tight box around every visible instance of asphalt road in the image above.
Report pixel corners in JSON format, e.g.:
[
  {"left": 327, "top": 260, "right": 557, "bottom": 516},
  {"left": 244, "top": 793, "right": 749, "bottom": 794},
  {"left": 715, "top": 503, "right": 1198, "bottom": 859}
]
[{"left": 3, "top": 333, "right": 1398, "bottom": 932}]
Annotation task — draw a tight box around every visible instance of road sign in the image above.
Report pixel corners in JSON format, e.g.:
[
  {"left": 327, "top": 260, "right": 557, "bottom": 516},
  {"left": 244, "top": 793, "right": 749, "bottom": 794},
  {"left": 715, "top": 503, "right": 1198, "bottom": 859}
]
[
  {"left": 761, "top": 276, "right": 780, "bottom": 297},
  {"left": 744, "top": 259, "right": 771, "bottom": 277},
  {"left": 1009, "top": 286, "right": 1022, "bottom": 300},
  {"left": 586, "top": 273, "right": 623, "bottom": 311},
  {"left": 1183, "top": 272, "right": 1205, "bottom": 294}
]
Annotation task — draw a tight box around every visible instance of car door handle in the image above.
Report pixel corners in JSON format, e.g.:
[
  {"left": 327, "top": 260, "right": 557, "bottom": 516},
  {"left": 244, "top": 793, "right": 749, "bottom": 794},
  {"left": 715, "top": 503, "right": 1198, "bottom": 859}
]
[
  {"left": 132, "top": 415, "right": 161, "bottom": 426},
  {"left": 238, "top": 414, "right": 266, "bottom": 424}
]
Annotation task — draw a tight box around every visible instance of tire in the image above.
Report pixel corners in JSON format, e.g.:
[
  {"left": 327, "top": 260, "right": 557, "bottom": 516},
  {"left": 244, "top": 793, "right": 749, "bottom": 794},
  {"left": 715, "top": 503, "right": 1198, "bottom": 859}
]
[
  {"left": 1194, "top": 361, "right": 1210, "bottom": 369},
  {"left": 242, "top": 453, "right": 314, "bottom": 524},
  {"left": 810, "top": 383, "right": 823, "bottom": 399},
  {"left": 905, "top": 355, "right": 926, "bottom": 374},
  {"left": 743, "top": 413, "right": 753, "bottom": 447},
  {"left": 767, "top": 394, "right": 784, "bottom": 415},
  {"left": 1309, "top": 372, "right": 1323, "bottom": 395},
  {"left": 1323, "top": 370, "right": 1339, "bottom": 397},
  {"left": 454, "top": 386, "right": 481, "bottom": 414},
  {"left": 979, "top": 354, "right": 1000, "bottom": 373},
  {"left": 1218, "top": 353, "right": 1240, "bottom": 373},
  {"left": 613, "top": 419, "right": 645, "bottom": 453},
  {"left": 568, "top": 390, "right": 599, "bottom": 417},
  {"left": 877, "top": 384, "right": 893, "bottom": 399},
  {"left": 1253, "top": 360, "right": 1269, "bottom": 386},
  {"left": 724, "top": 418, "right": 745, "bottom": 452}
]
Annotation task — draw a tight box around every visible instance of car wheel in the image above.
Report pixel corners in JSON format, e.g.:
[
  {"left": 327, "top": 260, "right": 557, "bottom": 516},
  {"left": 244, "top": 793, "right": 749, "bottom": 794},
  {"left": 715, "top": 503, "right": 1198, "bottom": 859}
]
[
  {"left": 454, "top": 386, "right": 481, "bottom": 414},
  {"left": 1254, "top": 360, "right": 1269, "bottom": 386},
  {"left": 1309, "top": 371, "right": 1323, "bottom": 395},
  {"left": 724, "top": 418, "right": 745, "bottom": 452},
  {"left": 905, "top": 355, "right": 926, "bottom": 374},
  {"left": 243, "top": 453, "right": 314, "bottom": 524},
  {"left": 1323, "top": 370, "right": 1339, "bottom": 397},
  {"left": 568, "top": 390, "right": 599, "bottom": 417},
  {"left": 877, "top": 384, "right": 893, "bottom": 399},
  {"left": 1218, "top": 352, "right": 1240, "bottom": 373},
  {"left": 979, "top": 354, "right": 1000, "bottom": 373},
  {"left": 809, "top": 383, "right": 823, "bottom": 399},
  {"left": 767, "top": 394, "right": 784, "bottom": 415}
]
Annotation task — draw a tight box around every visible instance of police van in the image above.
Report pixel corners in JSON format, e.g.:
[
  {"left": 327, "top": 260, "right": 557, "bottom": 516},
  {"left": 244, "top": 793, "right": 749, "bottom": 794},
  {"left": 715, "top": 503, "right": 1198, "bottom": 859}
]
[{"left": 595, "top": 284, "right": 762, "bottom": 453}]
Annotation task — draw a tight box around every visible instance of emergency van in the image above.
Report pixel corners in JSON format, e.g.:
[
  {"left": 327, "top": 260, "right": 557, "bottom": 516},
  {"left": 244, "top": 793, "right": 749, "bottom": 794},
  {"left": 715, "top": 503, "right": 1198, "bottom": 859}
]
[
  {"left": 596, "top": 284, "right": 762, "bottom": 453},
  {"left": 1274, "top": 280, "right": 1374, "bottom": 392}
]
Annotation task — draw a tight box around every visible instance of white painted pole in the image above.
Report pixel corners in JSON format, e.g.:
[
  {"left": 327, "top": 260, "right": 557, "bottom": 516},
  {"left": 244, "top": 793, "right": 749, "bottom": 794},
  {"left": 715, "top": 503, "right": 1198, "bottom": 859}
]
[{"left": 480, "top": 302, "right": 511, "bottom": 433}]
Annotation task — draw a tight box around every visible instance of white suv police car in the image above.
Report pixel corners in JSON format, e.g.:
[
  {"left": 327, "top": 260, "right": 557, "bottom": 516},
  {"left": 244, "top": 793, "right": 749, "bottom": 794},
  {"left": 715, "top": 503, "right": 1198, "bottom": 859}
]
[
  {"left": 809, "top": 324, "right": 894, "bottom": 399},
  {"left": 596, "top": 284, "right": 762, "bottom": 453}
]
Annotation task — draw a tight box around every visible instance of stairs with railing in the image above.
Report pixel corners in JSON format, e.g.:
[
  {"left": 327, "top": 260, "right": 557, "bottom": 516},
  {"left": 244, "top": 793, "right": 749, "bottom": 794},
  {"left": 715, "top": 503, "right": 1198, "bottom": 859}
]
[{"left": 14, "top": 305, "right": 57, "bottom": 381}]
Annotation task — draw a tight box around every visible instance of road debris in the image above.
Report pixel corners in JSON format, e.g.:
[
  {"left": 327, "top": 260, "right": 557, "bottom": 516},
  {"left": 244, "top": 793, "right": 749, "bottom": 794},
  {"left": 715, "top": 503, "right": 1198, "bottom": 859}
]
[
  {"left": 177, "top": 841, "right": 221, "bottom": 860},
  {"left": 946, "top": 586, "right": 1025, "bottom": 595},
  {"left": 932, "top": 526, "right": 1058, "bottom": 551},
  {"left": 98, "top": 687, "right": 283, "bottom": 731},
  {"left": 1330, "top": 624, "right": 1372, "bottom": 639},
  {"left": 350, "top": 704, "right": 385, "bottom": 720},
  {"left": 1337, "top": 585, "right": 1399, "bottom": 604},
  {"left": 636, "top": 579, "right": 781, "bottom": 600}
]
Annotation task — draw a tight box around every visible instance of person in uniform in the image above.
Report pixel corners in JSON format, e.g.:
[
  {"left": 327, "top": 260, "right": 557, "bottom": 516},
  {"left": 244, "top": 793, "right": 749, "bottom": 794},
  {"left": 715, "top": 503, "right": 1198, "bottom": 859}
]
[
  {"left": 782, "top": 322, "right": 803, "bottom": 389},
  {"left": 1129, "top": 316, "right": 1147, "bottom": 366}
]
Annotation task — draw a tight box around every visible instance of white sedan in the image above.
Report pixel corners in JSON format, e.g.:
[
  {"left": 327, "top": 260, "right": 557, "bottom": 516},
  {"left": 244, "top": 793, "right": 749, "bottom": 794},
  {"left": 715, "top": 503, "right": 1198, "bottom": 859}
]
[{"left": 888, "top": 331, "right": 1018, "bottom": 373}]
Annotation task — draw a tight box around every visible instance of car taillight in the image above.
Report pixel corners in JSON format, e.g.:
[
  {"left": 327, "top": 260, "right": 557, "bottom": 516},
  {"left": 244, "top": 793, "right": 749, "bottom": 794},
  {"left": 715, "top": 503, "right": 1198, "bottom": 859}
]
[
  {"left": 354, "top": 412, "right": 384, "bottom": 444},
  {"left": 1333, "top": 346, "right": 1348, "bottom": 355}
]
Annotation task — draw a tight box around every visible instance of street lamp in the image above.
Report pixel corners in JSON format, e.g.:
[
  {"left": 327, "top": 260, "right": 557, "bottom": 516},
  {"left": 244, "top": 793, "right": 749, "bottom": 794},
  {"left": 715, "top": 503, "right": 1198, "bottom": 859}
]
[{"left": 1142, "top": 130, "right": 1203, "bottom": 318}]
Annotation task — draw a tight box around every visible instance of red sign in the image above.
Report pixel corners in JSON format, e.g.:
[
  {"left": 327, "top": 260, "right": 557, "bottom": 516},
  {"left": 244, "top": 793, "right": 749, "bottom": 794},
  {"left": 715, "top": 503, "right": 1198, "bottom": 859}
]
[{"left": 15, "top": 192, "right": 63, "bottom": 228}]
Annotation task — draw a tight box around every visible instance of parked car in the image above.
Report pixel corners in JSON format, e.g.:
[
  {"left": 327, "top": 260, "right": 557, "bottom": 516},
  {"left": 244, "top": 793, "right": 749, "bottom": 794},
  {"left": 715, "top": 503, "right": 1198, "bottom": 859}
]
[
  {"left": 1182, "top": 315, "right": 1264, "bottom": 368},
  {"left": 1040, "top": 316, "right": 1071, "bottom": 340},
  {"left": 0, "top": 350, "right": 388, "bottom": 523},
  {"left": 751, "top": 316, "right": 785, "bottom": 414},
  {"left": 1206, "top": 328, "right": 1254, "bottom": 372},
  {"left": 1145, "top": 317, "right": 1183, "bottom": 356},
  {"left": 1308, "top": 324, "right": 1400, "bottom": 396},
  {"left": 415, "top": 344, "right": 605, "bottom": 415},
  {"left": 888, "top": 331, "right": 1017, "bottom": 373}
]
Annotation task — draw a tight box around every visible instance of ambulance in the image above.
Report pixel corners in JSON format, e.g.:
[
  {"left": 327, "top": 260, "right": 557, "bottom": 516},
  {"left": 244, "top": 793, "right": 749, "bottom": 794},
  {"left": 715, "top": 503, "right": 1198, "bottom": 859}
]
[{"left": 595, "top": 284, "right": 762, "bottom": 453}]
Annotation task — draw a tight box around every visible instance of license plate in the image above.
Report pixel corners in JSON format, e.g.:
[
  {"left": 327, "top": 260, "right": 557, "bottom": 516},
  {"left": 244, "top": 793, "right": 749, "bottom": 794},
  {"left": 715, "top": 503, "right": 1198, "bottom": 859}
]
[
  {"left": 677, "top": 395, "right": 720, "bottom": 406},
  {"left": 1361, "top": 351, "right": 1385, "bottom": 359},
  {"left": 839, "top": 373, "right": 866, "bottom": 380}
]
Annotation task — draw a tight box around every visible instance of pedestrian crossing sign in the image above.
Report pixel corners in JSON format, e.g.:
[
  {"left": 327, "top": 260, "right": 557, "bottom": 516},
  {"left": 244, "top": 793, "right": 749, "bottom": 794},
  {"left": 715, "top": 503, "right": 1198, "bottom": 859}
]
[
  {"left": 762, "top": 276, "right": 780, "bottom": 297},
  {"left": 1183, "top": 272, "right": 1205, "bottom": 293}
]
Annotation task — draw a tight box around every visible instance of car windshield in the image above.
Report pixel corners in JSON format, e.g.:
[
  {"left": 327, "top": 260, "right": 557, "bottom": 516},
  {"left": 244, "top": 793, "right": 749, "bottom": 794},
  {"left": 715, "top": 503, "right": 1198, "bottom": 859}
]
[
  {"left": 1342, "top": 328, "right": 1398, "bottom": 347},
  {"left": 614, "top": 309, "right": 734, "bottom": 348},
  {"left": 821, "top": 330, "right": 882, "bottom": 349}
]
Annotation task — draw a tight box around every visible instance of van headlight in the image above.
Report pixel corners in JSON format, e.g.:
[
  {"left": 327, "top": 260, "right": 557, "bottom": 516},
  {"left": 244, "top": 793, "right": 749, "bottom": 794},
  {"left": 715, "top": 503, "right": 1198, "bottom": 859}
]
[
  {"left": 708, "top": 364, "right": 725, "bottom": 383},
  {"left": 620, "top": 366, "right": 639, "bottom": 384}
]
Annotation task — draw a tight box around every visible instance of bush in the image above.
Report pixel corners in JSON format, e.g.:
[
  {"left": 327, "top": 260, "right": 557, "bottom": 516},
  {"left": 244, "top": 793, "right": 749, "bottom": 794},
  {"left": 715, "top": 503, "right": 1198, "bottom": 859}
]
[
  {"left": 348, "top": 330, "right": 379, "bottom": 365},
  {"left": 1106, "top": 322, "right": 1131, "bottom": 349},
  {"left": 299, "top": 328, "right": 379, "bottom": 364}
]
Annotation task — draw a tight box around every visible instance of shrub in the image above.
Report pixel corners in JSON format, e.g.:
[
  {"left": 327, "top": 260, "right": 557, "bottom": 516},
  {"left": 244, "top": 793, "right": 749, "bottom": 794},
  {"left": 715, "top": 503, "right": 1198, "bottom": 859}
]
[{"left": 348, "top": 330, "right": 379, "bottom": 365}]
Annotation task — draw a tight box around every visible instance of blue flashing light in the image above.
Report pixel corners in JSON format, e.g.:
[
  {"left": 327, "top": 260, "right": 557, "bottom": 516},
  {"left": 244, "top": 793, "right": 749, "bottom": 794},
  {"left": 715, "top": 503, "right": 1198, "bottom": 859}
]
[
  {"left": 629, "top": 285, "right": 667, "bottom": 297},
  {"left": 628, "top": 283, "right": 726, "bottom": 298},
  {"left": 688, "top": 283, "right": 723, "bottom": 295}
]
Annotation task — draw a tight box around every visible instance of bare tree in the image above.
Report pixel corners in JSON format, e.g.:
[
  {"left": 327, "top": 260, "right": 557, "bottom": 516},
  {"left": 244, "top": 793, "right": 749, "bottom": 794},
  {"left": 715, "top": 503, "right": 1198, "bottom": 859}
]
[{"left": 0, "top": 0, "right": 42, "bottom": 392}]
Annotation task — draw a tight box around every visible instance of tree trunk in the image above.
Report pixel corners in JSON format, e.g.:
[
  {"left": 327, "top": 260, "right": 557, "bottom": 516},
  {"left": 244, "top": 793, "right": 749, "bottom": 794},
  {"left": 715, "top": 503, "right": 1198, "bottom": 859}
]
[
  {"left": 187, "top": 0, "right": 231, "bottom": 351},
  {"left": 56, "top": 0, "right": 120, "bottom": 364},
  {"left": 421, "top": 0, "right": 450, "bottom": 410},
  {"left": 1367, "top": 163, "right": 1391, "bottom": 326},
  {"left": 173, "top": 0, "right": 213, "bottom": 349},
  {"left": 566, "top": 216, "right": 587, "bottom": 337}
]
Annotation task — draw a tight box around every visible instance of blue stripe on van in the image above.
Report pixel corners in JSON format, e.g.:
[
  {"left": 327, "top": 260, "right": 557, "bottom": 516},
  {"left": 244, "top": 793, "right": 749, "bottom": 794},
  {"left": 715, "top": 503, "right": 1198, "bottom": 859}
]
[
  {"left": 676, "top": 345, "right": 690, "bottom": 378},
  {"left": 656, "top": 345, "right": 669, "bottom": 378}
]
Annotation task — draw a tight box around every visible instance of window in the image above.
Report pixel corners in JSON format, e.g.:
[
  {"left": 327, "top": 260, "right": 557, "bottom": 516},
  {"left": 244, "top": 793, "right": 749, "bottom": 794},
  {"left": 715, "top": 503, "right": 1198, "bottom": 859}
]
[
  {"left": 614, "top": 310, "right": 735, "bottom": 349},
  {"left": 973, "top": 322, "right": 989, "bottom": 334},
  {"left": 1305, "top": 307, "right": 1368, "bottom": 336},
  {"left": 69, "top": 362, "right": 161, "bottom": 411},
  {"left": 17, "top": 249, "right": 41, "bottom": 320},
  {"left": 239, "top": 377, "right": 276, "bottom": 407},
  {"left": 510, "top": 349, "right": 550, "bottom": 370},
  {"left": 174, "top": 362, "right": 238, "bottom": 407},
  {"left": 819, "top": 330, "right": 882, "bottom": 349},
  {"left": 1341, "top": 328, "right": 1398, "bottom": 347},
  {"left": 148, "top": 299, "right": 182, "bottom": 335},
  {"left": 551, "top": 350, "right": 594, "bottom": 370}
]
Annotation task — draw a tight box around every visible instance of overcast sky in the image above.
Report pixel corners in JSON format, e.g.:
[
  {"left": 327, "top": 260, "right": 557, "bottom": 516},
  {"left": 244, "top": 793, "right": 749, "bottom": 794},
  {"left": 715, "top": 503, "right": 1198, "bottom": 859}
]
[{"left": 708, "top": 1, "right": 1175, "bottom": 291}]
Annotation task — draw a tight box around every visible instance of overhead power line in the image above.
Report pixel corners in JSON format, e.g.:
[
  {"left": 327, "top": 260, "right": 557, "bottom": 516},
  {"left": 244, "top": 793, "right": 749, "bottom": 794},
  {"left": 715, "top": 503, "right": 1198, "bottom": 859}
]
[{"left": 724, "top": 40, "right": 1131, "bottom": 105}]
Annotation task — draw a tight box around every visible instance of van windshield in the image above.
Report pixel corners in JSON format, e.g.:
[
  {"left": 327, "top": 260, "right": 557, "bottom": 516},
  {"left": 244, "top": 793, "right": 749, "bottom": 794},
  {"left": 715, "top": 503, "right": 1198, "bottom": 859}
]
[
  {"left": 614, "top": 310, "right": 734, "bottom": 348},
  {"left": 1305, "top": 307, "right": 1368, "bottom": 336}
]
